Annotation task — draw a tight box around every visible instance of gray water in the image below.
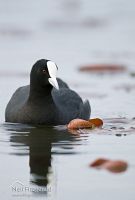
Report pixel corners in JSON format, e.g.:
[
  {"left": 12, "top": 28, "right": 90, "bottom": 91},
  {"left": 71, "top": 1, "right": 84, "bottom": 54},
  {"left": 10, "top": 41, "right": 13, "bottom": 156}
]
[{"left": 0, "top": 0, "right": 135, "bottom": 199}]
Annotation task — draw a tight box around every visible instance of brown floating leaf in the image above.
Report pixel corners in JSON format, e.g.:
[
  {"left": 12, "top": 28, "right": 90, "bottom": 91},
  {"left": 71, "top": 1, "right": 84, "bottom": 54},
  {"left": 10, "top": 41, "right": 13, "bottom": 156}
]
[
  {"left": 79, "top": 64, "right": 126, "bottom": 73},
  {"left": 90, "top": 158, "right": 108, "bottom": 167},
  {"left": 67, "top": 119, "right": 94, "bottom": 129},
  {"left": 90, "top": 158, "right": 128, "bottom": 173},
  {"left": 88, "top": 118, "right": 103, "bottom": 127},
  {"left": 102, "top": 160, "right": 128, "bottom": 173}
]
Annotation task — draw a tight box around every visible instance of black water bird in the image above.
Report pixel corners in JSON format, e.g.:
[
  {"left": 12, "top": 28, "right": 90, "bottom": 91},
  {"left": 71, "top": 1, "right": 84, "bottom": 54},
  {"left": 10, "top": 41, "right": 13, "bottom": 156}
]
[{"left": 5, "top": 59, "right": 90, "bottom": 125}]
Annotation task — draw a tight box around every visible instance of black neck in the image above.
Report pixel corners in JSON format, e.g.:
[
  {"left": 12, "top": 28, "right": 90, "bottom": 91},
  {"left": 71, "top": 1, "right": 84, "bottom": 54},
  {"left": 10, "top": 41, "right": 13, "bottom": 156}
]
[{"left": 28, "top": 82, "right": 53, "bottom": 103}]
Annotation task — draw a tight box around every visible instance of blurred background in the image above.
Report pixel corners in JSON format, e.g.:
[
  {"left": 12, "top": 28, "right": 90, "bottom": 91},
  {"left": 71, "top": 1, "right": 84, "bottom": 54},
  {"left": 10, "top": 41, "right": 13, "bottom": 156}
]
[{"left": 0, "top": 0, "right": 135, "bottom": 69}]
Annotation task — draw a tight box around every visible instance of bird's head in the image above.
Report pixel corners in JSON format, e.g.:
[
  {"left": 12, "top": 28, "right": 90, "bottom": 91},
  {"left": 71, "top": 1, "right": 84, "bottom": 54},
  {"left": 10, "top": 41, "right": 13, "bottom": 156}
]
[{"left": 30, "top": 59, "right": 59, "bottom": 90}]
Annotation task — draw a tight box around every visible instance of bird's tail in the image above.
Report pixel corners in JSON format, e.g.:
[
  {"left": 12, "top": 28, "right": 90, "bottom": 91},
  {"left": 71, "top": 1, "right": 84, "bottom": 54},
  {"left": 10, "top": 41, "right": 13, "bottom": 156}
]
[{"left": 80, "top": 99, "right": 91, "bottom": 120}]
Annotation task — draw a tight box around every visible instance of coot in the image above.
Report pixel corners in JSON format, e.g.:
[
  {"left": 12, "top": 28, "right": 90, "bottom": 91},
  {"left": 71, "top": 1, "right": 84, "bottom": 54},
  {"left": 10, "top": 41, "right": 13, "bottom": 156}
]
[{"left": 5, "top": 59, "right": 91, "bottom": 125}]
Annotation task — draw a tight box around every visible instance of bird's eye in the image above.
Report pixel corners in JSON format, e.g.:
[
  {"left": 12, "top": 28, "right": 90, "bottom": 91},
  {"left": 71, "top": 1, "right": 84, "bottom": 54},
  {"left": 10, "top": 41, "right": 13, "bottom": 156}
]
[
  {"left": 42, "top": 68, "right": 50, "bottom": 77},
  {"left": 42, "top": 69, "right": 47, "bottom": 74}
]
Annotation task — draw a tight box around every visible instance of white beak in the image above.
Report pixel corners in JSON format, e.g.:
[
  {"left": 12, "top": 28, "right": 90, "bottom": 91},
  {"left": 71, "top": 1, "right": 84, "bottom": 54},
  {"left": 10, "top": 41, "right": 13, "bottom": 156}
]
[{"left": 49, "top": 77, "right": 59, "bottom": 90}]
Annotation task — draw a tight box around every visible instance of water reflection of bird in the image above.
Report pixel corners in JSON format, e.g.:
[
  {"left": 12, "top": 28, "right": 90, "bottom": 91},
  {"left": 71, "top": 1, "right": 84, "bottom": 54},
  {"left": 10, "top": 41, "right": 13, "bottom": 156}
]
[
  {"left": 5, "top": 59, "right": 90, "bottom": 125},
  {"left": 9, "top": 124, "right": 76, "bottom": 187}
]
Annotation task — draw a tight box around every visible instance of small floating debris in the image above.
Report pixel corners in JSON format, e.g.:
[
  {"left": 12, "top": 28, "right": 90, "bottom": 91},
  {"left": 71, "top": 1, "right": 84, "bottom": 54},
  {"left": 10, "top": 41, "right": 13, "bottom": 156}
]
[
  {"left": 79, "top": 64, "right": 126, "bottom": 74},
  {"left": 90, "top": 158, "right": 128, "bottom": 173},
  {"left": 67, "top": 118, "right": 103, "bottom": 130}
]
